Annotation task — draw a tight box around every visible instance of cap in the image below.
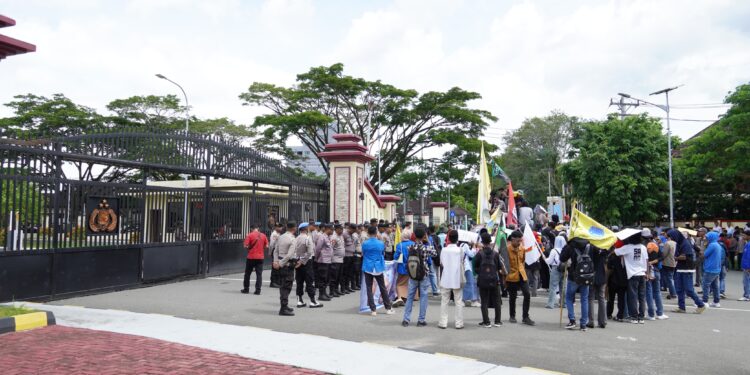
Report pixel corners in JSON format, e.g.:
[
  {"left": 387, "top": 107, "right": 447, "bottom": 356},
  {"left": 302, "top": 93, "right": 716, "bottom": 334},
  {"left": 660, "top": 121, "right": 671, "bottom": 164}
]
[
  {"left": 647, "top": 242, "right": 659, "bottom": 252},
  {"left": 298, "top": 222, "right": 309, "bottom": 230},
  {"left": 641, "top": 228, "right": 653, "bottom": 238}
]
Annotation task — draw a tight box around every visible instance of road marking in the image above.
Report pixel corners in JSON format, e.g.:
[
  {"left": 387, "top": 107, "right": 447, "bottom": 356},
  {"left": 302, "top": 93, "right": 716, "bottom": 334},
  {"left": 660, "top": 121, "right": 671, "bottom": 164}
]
[
  {"left": 435, "top": 352, "right": 477, "bottom": 361},
  {"left": 713, "top": 329, "right": 720, "bottom": 333},
  {"left": 521, "top": 367, "right": 569, "bottom": 375},
  {"left": 616, "top": 336, "right": 638, "bottom": 342}
]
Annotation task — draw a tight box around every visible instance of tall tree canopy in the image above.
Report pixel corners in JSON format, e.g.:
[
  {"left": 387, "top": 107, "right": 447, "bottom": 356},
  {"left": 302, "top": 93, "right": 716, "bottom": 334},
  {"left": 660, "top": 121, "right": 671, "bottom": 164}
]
[
  {"left": 239, "top": 63, "right": 496, "bottom": 191},
  {"left": 499, "top": 111, "right": 577, "bottom": 206},
  {"left": 561, "top": 114, "right": 668, "bottom": 225},
  {"left": 674, "top": 82, "right": 750, "bottom": 219}
]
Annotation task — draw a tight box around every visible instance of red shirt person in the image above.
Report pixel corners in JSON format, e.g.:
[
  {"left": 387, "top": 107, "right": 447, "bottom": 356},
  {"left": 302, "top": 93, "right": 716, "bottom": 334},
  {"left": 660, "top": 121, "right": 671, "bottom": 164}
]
[{"left": 241, "top": 226, "right": 269, "bottom": 295}]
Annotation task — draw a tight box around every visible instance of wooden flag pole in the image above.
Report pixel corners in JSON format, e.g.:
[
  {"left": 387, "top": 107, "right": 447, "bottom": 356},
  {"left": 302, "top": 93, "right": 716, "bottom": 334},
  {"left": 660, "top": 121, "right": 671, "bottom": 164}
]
[{"left": 559, "top": 265, "right": 568, "bottom": 328}]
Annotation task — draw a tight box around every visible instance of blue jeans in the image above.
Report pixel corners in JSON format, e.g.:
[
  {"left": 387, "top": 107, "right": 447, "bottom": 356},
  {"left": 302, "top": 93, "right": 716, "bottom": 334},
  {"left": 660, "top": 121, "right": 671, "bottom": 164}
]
[
  {"left": 661, "top": 267, "right": 676, "bottom": 296},
  {"left": 719, "top": 266, "right": 726, "bottom": 294},
  {"left": 627, "top": 276, "right": 647, "bottom": 320},
  {"left": 428, "top": 263, "right": 439, "bottom": 294},
  {"left": 463, "top": 269, "right": 478, "bottom": 301},
  {"left": 645, "top": 272, "right": 663, "bottom": 317},
  {"left": 565, "top": 280, "right": 589, "bottom": 326},
  {"left": 547, "top": 268, "right": 562, "bottom": 308},
  {"left": 403, "top": 278, "right": 430, "bottom": 323},
  {"left": 675, "top": 272, "right": 705, "bottom": 310},
  {"left": 702, "top": 272, "right": 720, "bottom": 304},
  {"left": 743, "top": 271, "right": 750, "bottom": 298}
]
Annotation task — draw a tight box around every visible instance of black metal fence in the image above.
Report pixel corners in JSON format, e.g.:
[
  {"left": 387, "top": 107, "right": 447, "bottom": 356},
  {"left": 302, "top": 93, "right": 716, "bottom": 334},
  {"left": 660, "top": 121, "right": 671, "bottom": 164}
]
[{"left": 0, "top": 129, "right": 328, "bottom": 302}]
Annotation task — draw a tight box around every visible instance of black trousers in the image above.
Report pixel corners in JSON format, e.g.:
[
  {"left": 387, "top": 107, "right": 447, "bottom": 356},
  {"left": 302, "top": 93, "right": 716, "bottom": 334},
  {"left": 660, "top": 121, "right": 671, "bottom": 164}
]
[
  {"left": 270, "top": 267, "right": 280, "bottom": 286},
  {"left": 329, "top": 263, "right": 342, "bottom": 289},
  {"left": 316, "top": 263, "right": 330, "bottom": 292},
  {"left": 243, "top": 259, "right": 264, "bottom": 292},
  {"left": 607, "top": 283, "right": 628, "bottom": 319},
  {"left": 279, "top": 265, "right": 295, "bottom": 309},
  {"left": 352, "top": 257, "right": 362, "bottom": 288},
  {"left": 384, "top": 251, "right": 394, "bottom": 261},
  {"left": 364, "top": 272, "right": 392, "bottom": 311},
  {"left": 479, "top": 286, "right": 502, "bottom": 323},
  {"left": 507, "top": 280, "right": 531, "bottom": 319},
  {"left": 343, "top": 256, "right": 354, "bottom": 289},
  {"left": 296, "top": 262, "right": 316, "bottom": 299}
]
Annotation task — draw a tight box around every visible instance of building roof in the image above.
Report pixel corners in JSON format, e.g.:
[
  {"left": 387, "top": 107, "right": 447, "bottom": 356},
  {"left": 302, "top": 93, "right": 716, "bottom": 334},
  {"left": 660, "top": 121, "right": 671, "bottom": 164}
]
[{"left": 0, "top": 15, "right": 36, "bottom": 61}]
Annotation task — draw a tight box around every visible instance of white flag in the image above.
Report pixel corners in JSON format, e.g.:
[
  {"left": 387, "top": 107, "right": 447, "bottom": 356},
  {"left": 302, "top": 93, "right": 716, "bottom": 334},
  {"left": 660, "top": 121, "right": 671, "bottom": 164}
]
[{"left": 522, "top": 223, "right": 541, "bottom": 265}]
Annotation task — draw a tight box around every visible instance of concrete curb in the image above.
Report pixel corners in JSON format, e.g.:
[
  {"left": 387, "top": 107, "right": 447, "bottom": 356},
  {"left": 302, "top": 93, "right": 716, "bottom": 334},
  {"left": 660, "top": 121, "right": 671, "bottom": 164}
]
[{"left": 0, "top": 311, "right": 55, "bottom": 335}]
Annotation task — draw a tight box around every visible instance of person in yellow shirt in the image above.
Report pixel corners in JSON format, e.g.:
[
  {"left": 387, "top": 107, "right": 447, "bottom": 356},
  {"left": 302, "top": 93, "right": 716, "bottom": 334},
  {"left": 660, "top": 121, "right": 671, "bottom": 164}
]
[{"left": 505, "top": 230, "right": 535, "bottom": 326}]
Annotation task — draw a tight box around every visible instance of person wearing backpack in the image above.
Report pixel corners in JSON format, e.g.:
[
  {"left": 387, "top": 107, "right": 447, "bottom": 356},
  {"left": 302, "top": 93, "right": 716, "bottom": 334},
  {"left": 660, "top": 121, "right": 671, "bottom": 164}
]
[
  {"left": 427, "top": 225, "right": 442, "bottom": 297},
  {"left": 615, "top": 232, "right": 649, "bottom": 324},
  {"left": 545, "top": 234, "right": 566, "bottom": 309},
  {"left": 474, "top": 232, "right": 505, "bottom": 328},
  {"left": 400, "top": 225, "right": 438, "bottom": 327},
  {"left": 560, "top": 237, "right": 594, "bottom": 331}
]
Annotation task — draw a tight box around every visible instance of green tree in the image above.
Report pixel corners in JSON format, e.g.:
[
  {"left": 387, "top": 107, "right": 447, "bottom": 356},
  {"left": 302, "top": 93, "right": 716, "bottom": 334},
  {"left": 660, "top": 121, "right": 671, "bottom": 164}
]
[
  {"left": 499, "top": 111, "right": 577, "bottom": 206},
  {"left": 675, "top": 82, "right": 750, "bottom": 219},
  {"left": 239, "top": 63, "right": 496, "bottom": 191},
  {"left": 561, "top": 114, "right": 668, "bottom": 225}
]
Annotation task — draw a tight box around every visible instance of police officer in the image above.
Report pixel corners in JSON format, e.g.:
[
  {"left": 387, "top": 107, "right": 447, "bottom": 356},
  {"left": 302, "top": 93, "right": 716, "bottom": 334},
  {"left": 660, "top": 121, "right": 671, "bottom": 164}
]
[
  {"left": 268, "top": 223, "right": 283, "bottom": 288},
  {"left": 315, "top": 224, "right": 334, "bottom": 301},
  {"left": 295, "top": 222, "right": 322, "bottom": 308},
  {"left": 330, "top": 224, "right": 346, "bottom": 297},
  {"left": 273, "top": 222, "right": 297, "bottom": 316},
  {"left": 342, "top": 224, "right": 356, "bottom": 293}
]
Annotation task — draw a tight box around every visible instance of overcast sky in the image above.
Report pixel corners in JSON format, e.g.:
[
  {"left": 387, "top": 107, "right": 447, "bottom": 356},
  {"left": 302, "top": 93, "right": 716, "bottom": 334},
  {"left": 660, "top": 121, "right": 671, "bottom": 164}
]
[{"left": 2, "top": 0, "right": 749, "bottom": 147}]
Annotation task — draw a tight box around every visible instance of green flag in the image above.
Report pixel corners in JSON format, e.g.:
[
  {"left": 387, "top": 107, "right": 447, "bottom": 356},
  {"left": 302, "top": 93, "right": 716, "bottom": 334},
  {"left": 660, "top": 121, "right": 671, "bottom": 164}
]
[{"left": 491, "top": 160, "right": 510, "bottom": 182}]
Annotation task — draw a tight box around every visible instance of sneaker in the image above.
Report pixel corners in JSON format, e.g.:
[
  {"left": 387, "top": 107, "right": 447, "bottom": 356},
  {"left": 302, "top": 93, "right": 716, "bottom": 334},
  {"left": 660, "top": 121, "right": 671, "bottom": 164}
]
[
  {"left": 471, "top": 301, "right": 482, "bottom": 308},
  {"left": 309, "top": 301, "right": 323, "bottom": 308},
  {"left": 737, "top": 297, "right": 750, "bottom": 301},
  {"left": 545, "top": 305, "right": 554, "bottom": 309},
  {"left": 638, "top": 319, "right": 645, "bottom": 324},
  {"left": 720, "top": 293, "right": 727, "bottom": 299},
  {"left": 493, "top": 321, "right": 503, "bottom": 327},
  {"left": 580, "top": 325, "right": 588, "bottom": 332},
  {"left": 672, "top": 308, "right": 687, "bottom": 313},
  {"left": 629, "top": 318, "right": 639, "bottom": 324},
  {"left": 565, "top": 321, "right": 577, "bottom": 330},
  {"left": 695, "top": 306, "right": 706, "bottom": 314},
  {"left": 455, "top": 325, "right": 464, "bottom": 330},
  {"left": 647, "top": 316, "right": 656, "bottom": 321},
  {"left": 386, "top": 309, "right": 395, "bottom": 315},
  {"left": 417, "top": 321, "right": 427, "bottom": 327},
  {"left": 709, "top": 302, "right": 721, "bottom": 308},
  {"left": 509, "top": 317, "right": 517, "bottom": 323},
  {"left": 393, "top": 299, "right": 405, "bottom": 307},
  {"left": 586, "top": 322, "right": 594, "bottom": 329},
  {"left": 522, "top": 317, "right": 536, "bottom": 326},
  {"left": 437, "top": 325, "right": 447, "bottom": 329},
  {"left": 479, "top": 322, "right": 492, "bottom": 328},
  {"left": 297, "top": 300, "right": 307, "bottom": 308},
  {"left": 402, "top": 321, "right": 409, "bottom": 327},
  {"left": 656, "top": 314, "right": 669, "bottom": 320},
  {"left": 240, "top": 289, "right": 249, "bottom": 294}
]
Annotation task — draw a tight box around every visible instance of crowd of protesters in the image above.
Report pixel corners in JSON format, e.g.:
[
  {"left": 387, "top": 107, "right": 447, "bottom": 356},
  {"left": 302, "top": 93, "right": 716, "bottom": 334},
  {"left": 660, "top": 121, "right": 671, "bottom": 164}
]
[{"left": 239, "top": 200, "right": 750, "bottom": 330}]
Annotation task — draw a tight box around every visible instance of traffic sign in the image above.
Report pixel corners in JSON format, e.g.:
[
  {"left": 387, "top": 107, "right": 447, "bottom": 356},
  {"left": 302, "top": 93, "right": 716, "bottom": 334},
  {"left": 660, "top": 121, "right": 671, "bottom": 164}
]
[{"left": 450, "top": 210, "right": 455, "bottom": 217}]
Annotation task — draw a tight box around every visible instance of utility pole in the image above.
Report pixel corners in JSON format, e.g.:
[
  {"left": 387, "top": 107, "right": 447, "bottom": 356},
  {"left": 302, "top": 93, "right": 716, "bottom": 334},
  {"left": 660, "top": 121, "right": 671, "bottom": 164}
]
[{"left": 609, "top": 95, "right": 640, "bottom": 119}]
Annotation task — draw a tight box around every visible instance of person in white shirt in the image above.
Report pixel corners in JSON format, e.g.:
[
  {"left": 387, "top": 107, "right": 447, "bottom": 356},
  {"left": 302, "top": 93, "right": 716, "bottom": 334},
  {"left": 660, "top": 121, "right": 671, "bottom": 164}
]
[
  {"left": 615, "top": 233, "right": 649, "bottom": 324},
  {"left": 438, "top": 230, "right": 473, "bottom": 329},
  {"left": 545, "top": 234, "right": 566, "bottom": 308}
]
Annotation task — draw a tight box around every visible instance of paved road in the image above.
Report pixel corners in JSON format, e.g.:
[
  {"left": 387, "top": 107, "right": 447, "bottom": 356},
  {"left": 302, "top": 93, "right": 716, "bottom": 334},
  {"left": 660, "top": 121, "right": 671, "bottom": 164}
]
[
  {"left": 0, "top": 325, "right": 325, "bottom": 375},
  {"left": 52, "top": 271, "right": 750, "bottom": 375}
]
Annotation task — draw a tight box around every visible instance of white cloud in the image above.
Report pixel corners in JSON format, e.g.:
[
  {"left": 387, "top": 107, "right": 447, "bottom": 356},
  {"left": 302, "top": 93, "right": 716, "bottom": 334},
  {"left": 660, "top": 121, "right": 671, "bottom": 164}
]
[{"left": 1, "top": 0, "right": 748, "bottom": 148}]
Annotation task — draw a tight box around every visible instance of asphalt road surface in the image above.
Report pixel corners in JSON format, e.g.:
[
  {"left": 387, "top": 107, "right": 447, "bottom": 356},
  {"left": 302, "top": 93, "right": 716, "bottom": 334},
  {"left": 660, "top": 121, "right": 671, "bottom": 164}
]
[{"left": 52, "top": 270, "right": 750, "bottom": 375}]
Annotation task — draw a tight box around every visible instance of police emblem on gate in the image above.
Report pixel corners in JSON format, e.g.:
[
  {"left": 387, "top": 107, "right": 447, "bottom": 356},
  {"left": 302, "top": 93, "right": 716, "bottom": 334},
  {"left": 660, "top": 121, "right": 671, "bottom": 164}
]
[{"left": 88, "top": 199, "right": 118, "bottom": 233}]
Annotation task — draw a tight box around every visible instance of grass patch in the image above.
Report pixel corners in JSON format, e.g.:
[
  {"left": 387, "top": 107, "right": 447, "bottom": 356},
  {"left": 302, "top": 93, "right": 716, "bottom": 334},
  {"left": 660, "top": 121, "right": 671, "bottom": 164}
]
[{"left": 0, "top": 305, "right": 36, "bottom": 318}]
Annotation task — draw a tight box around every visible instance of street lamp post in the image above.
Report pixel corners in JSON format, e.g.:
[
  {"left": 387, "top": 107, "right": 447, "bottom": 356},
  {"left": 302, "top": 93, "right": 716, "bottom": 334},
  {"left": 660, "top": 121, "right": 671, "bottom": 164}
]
[
  {"left": 618, "top": 85, "right": 682, "bottom": 228},
  {"left": 156, "top": 74, "right": 190, "bottom": 237}
]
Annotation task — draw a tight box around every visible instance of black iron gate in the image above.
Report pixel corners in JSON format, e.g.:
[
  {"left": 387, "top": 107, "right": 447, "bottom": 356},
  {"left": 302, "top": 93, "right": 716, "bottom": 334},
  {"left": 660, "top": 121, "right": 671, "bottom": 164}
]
[{"left": 0, "top": 129, "right": 328, "bottom": 302}]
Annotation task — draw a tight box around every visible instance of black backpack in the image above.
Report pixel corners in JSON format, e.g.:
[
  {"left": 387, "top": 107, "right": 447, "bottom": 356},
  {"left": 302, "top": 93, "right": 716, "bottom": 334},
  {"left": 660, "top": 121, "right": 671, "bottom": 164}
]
[
  {"left": 407, "top": 243, "right": 426, "bottom": 281},
  {"left": 574, "top": 244, "right": 595, "bottom": 285},
  {"left": 477, "top": 248, "right": 500, "bottom": 288}
]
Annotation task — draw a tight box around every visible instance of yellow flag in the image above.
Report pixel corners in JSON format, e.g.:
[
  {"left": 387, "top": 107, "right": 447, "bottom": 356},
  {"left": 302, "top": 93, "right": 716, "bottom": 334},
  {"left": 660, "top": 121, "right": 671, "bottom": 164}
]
[
  {"left": 569, "top": 207, "right": 617, "bottom": 249},
  {"left": 395, "top": 223, "right": 402, "bottom": 245},
  {"left": 477, "top": 142, "right": 492, "bottom": 224}
]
